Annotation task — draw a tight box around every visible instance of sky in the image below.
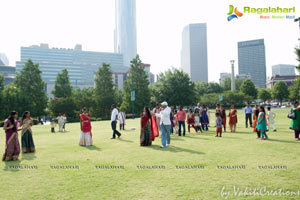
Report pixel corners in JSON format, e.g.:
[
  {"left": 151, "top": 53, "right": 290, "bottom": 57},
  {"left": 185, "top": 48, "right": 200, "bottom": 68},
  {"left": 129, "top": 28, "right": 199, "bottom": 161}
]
[{"left": 0, "top": 0, "right": 300, "bottom": 82}]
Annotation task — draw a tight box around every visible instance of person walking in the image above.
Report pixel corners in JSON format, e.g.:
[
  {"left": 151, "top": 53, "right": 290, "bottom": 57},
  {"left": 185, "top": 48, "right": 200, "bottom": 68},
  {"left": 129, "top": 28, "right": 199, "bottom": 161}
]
[
  {"left": 244, "top": 104, "right": 253, "bottom": 128},
  {"left": 187, "top": 109, "right": 198, "bottom": 133},
  {"left": 290, "top": 101, "right": 300, "bottom": 141},
  {"left": 57, "top": 114, "right": 64, "bottom": 132},
  {"left": 228, "top": 105, "right": 237, "bottom": 132},
  {"left": 111, "top": 105, "right": 122, "bottom": 139},
  {"left": 176, "top": 106, "right": 186, "bottom": 136},
  {"left": 154, "top": 101, "right": 171, "bottom": 148},
  {"left": 140, "top": 107, "right": 153, "bottom": 146},
  {"left": 267, "top": 107, "right": 277, "bottom": 132},
  {"left": 256, "top": 106, "right": 268, "bottom": 140},
  {"left": 215, "top": 112, "right": 223, "bottom": 137}
]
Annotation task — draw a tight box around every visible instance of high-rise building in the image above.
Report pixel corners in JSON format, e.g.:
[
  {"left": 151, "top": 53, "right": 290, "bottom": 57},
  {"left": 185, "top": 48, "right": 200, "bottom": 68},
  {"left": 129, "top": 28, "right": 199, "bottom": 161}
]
[
  {"left": 0, "top": 53, "right": 9, "bottom": 66},
  {"left": 115, "top": 0, "right": 137, "bottom": 67},
  {"left": 219, "top": 72, "right": 231, "bottom": 84},
  {"left": 16, "top": 44, "right": 127, "bottom": 95},
  {"left": 0, "top": 65, "right": 16, "bottom": 85},
  {"left": 272, "top": 64, "right": 295, "bottom": 76},
  {"left": 181, "top": 23, "right": 208, "bottom": 82},
  {"left": 238, "top": 39, "right": 266, "bottom": 88}
]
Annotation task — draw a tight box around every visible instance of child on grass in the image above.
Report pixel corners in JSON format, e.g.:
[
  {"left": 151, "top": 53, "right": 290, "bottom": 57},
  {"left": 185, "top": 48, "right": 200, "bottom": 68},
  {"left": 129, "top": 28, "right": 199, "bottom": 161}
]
[
  {"left": 215, "top": 112, "right": 223, "bottom": 137},
  {"left": 51, "top": 119, "right": 56, "bottom": 133}
]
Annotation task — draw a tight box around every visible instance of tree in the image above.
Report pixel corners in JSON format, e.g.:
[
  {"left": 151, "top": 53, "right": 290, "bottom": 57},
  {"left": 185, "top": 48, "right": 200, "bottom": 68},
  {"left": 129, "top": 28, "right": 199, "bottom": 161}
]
[
  {"left": 48, "top": 97, "right": 77, "bottom": 119},
  {"left": 122, "top": 55, "right": 151, "bottom": 114},
  {"left": 152, "top": 68, "right": 196, "bottom": 106},
  {"left": 240, "top": 79, "right": 258, "bottom": 101},
  {"left": 15, "top": 59, "right": 47, "bottom": 116},
  {"left": 94, "top": 62, "right": 115, "bottom": 118},
  {"left": 221, "top": 78, "right": 231, "bottom": 91},
  {"left": 196, "top": 82, "right": 222, "bottom": 95},
  {"left": 52, "top": 69, "right": 72, "bottom": 98},
  {"left": 0, "top": 75, "right": 5, "bottom": 119},
  {"left": 295, "top": 47, "right": 300, "bottom": 73},
  {"left": 235, "top": 78, "right": 244, "bottom": 91},
  {"left": 272, "top": 81, "right": 289, "bottom": 105},
  {"left": 73, "top": 88, "right": 96, "bottom": 113},
  {"left": 289, "top": 78, "right": 300, "bottom": 101},
  {"left": 258, "top": 88, "right": 272, "bottom": 102},
  {"left": 222, "top": 91, "right": 248, "bottom": 108}
]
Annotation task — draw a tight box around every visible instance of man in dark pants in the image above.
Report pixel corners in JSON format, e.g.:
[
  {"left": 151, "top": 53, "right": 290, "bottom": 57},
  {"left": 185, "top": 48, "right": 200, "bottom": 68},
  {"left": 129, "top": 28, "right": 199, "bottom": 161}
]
[
  {"left": 111, "top": 104, "right": 121, "bottom": 139},
  {"left": 244, "top": 103, "right": 253, "bottom": 128}
]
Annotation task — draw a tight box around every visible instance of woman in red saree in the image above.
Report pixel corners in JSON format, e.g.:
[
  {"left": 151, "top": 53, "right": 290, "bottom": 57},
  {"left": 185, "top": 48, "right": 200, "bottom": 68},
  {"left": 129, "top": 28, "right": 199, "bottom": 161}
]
[
  {"left": 140, "top": 107, "right": 158, "bottom": 146},
  {"left": 79, "top": 108, "right": 93, "bottom": 146},
  {"left": 2, "top": 111, "right": 21, "bottom": 161}
]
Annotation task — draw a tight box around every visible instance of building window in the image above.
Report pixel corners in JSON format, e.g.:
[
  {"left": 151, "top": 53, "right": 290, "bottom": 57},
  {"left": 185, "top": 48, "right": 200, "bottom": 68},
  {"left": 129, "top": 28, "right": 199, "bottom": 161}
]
[{"left": 115, "top": 74, "right": 118, "bottom": 89}]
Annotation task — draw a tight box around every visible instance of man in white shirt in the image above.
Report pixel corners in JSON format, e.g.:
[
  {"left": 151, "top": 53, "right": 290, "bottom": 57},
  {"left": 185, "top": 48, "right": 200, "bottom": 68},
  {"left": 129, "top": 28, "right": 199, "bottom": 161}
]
[
  {"left": 111, "top": 104, "right": 121, "bottom": 139},
  {"left": 267, "top": 107, "right": 277, "bottom": 132},
  {"left": 154, "top": 101, "right": 171, "bottom": 148}
]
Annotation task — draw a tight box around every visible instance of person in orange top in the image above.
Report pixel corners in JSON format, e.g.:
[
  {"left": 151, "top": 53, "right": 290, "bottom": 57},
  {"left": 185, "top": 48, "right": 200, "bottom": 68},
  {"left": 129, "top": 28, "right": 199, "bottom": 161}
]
[{"left": 228, "top": 105, "right": 237, "bottom": 132}]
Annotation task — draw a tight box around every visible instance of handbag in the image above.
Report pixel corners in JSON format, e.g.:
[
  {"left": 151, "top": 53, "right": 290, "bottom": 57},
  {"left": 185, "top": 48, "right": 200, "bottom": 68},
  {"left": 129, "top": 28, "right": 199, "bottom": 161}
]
[{"left": 288, "top": 112, "right": 296, "bottom": 119}]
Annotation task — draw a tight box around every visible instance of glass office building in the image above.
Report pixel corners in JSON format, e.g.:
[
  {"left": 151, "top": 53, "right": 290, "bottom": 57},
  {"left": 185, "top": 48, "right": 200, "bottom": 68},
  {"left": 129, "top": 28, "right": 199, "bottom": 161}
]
[
  {"left": 16, "top": 44, "right": 127, "bottom": 94},
  {"left": 0, "top": 65, "right": 16, "bottom": 85},
  {"left": 272, "top": 64, "right": 295, "bottom": 76},
  {"left": 181, "top": 23, "right": 208, "bottom": 82},
  {"left": 115, "top": 0, "right": 137, "bottom": 67},
  {"left": 238, "top": 39, "right": 266, "bottom": 88}
]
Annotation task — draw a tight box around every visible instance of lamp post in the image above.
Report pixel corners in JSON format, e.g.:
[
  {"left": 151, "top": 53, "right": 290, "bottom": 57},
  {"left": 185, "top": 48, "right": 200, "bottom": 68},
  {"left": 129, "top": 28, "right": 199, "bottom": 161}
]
[{"left": 230, "top": 60, "right": 235, "bottom": 91}]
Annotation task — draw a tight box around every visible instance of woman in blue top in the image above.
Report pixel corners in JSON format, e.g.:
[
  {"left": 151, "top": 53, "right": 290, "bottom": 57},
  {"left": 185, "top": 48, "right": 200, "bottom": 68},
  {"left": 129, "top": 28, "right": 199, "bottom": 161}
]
[{"left": 256, "top": 106, "right": 268, "bottom": 140}]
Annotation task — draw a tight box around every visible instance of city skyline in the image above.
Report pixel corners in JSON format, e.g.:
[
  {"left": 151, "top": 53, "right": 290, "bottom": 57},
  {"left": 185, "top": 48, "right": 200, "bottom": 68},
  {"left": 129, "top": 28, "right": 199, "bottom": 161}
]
[{"left": 0, "top": 0, "right": 299, "bottom": 83}]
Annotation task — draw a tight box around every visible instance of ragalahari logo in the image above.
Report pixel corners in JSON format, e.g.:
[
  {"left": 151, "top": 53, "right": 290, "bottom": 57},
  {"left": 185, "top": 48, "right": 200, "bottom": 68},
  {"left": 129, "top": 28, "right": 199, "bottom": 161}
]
[{"left": 227, "top": 5, "right": 243, "bottom": 21}]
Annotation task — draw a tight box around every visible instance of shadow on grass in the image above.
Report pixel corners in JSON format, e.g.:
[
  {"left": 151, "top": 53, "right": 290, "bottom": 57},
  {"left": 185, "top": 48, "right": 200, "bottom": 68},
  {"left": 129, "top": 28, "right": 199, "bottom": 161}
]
[
  {"left": 21, "top": 153, "right": 36, "bottom": 160},
  {"left": 268, "top": 138, "right": 299, "bottom": 144},
  {"left": 3, "top": 160, "right": 21, "bottom": 172},
  {"left": 184, "top": 135, "right": 209, "bottom": 140},
  {"left": 118, "top": 138, "right": 134, "bottom": 143},
  {"left": 85, "top": 145, "right": 101, "bottom": 151},
  {"left": 149, "top": 145, "right": 204, "bottom": 155}
]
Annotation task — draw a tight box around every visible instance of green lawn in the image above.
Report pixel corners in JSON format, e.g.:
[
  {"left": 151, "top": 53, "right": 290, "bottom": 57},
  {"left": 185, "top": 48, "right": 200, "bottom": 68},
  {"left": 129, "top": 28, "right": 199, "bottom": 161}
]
[{"left": 0, "top": 108, "right": 299, "bottom": 200}]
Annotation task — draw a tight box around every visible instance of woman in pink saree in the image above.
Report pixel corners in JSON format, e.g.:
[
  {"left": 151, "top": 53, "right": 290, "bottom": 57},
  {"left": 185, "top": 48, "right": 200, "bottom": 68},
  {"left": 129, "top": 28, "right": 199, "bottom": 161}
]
[
  {"left": 2, "top": 111, "right": 21, "bottom": 161},
  {"left": 79, "top": 108, "right": 93, "bottom": 146}
]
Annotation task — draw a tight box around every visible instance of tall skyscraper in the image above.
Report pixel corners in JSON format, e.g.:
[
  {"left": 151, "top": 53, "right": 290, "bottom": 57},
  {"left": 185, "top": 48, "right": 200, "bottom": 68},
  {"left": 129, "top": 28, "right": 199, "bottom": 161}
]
[
  {"left": 0, "top": 53, "right": 9, "bottom": 66},
  {"left": 272, "top": 64, "right": 295, "bottom": 76},
  {"left": 181, "top": 23, "right": 208, "bottom": 82},
  {"left": 238, "top": 39, "right": 266, "bottom": 88},
  {"left": 115, "top": 0, "right": 137, "bottom": 67}
]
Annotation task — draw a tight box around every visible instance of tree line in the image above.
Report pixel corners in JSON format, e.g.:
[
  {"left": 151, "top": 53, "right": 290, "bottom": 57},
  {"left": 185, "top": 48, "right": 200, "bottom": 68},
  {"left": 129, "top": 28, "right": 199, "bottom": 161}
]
[{"left": 0, "top": 48, "right": 299, "bottom": 121}]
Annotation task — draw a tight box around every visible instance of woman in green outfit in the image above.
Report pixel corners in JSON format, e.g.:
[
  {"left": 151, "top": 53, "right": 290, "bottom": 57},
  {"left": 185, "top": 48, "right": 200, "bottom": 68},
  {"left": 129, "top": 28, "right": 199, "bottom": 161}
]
[
  {"left": 256, "top": 106, "right": 268, "bottom": 140},
  {"left": 20, "top": 111, "right": 35, "bottom": 153},
  {"left": 290, "top": 101, "right": 300, "bottom": 141}
]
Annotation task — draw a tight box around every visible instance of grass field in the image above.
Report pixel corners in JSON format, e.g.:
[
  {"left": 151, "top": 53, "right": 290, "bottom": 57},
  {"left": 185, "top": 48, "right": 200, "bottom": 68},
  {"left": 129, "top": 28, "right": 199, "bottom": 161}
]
[{"left": 0, "top": 108, "right": 299, "bottom": 200}]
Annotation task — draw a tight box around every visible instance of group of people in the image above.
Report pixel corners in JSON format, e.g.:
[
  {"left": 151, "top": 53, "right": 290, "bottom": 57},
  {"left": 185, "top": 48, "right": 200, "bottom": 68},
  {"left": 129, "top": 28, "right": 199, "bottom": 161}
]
[
  {"left": 3, "top": 100, "right": 300, "bottom": 161},
  {"left": 51, "top": 114, "right": 67, "bottom": 133},
  {"left": 2, "top": 111, "right": 35, "bottom": 161}
]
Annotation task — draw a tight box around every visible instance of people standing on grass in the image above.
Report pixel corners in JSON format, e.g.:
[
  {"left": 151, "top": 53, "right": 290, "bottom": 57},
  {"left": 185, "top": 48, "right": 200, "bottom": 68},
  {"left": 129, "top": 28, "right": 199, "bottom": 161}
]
[
  {"left": 253, "top": 105, "right": 260, "bottom": 138},
  {"left": 57, "top": 114, "right": 65, "bottom": 132},
  {"left": 244, "top": 104, "right": 253, "bottom": 128},
  {"left": 152, "top": 103, "right": 161, "bottom": 131},
  {"left": 220, "top": 105, "right": 227, "bottom": 132},
  {"left": 215, "top": 112, "right": 223, "bottom": 137},
  {"left": 140, "top": 107, "right": 153, "bottom": 146},
  {"left": 118, "top": 109, "right": 126, "bottom": 130},
  {"left": 79, "top": 108, "right": 93, "bottom": 146},
  {"left": 63, "top": 114, "right": 67, "bottom": 132},
  {"left": 51, "top": 119, "right": 56, "bottom": 133},
  {"left": 187, "top": 109, "right": 198, "bottom": 133},
  {"left": 2, "top": 111, "right": 20, "bottom": 161},
  {"left": 290, "top": 101, "right": 300, "bottom": 141},
  {"left": 153, "top": 101, "right": 171, "bottom": 148},
  {"left": 110, "top": 104, "right": 122, "bottom": 139},
  {"left": 170, "top": 107, "right": 175, "bottom": 135},
  {"left": 176, "top": 106, "right": 186, "bottom": 136},
  {"left": 20, "top": 111, "right": 35, "bottom": 153},
  {"left": 201, "top": 105, "right": 209, "bottom": 131},
  {"left": 228, "top": 105, "right": 237, "bottom": 132},
  {"left": 256, "top": 106, "right": 268, "bottom": 140},
  {"left": 267, "top": 107, "right": 277, "bottom": 132},
  {"left": 194, "top": 108, "right": 203, "bottom": 132}
]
